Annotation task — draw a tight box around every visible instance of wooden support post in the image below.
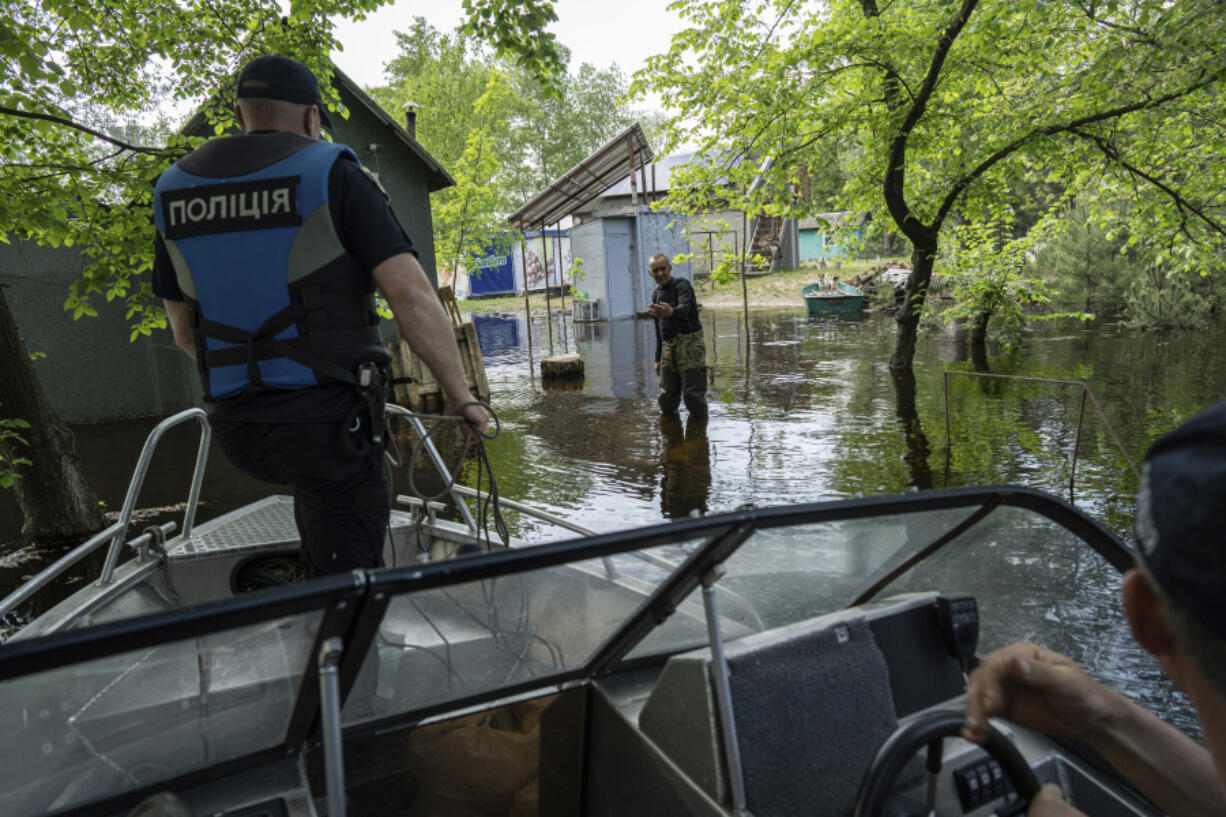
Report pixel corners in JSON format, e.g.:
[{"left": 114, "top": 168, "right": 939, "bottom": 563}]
[
  {"left": 541, "top": 352, "right": 584, "bottom": 382},
  {"left": 541, "top": 222, "right": 554, "bottom": 354},
  {"left": 555, "top": 218, "right": 568, "bottom": 352},
  {"left": 519, "top": 225, "right": 533, "bottom": 365},
  {"left": 626, "top": 135, "right": 638, "bottom": 206}
]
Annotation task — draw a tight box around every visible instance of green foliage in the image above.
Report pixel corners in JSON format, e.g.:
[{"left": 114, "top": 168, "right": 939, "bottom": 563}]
[
  {"left": 1038, "top": 202, "right": 1137, "bottom": 315},
  {"left": 938, "top": 213, "right": 1091, "bottom": 350},
  {"left": 369, "top": 18, "right": 644, "bottom": 278},
  {"left": 569, "top": 256, "right": 586, "bottom": 300},
  {"left": 1124, "top": 266, "right": 1216, "bottom": 329},
  {"left": 0, "top": 411, "right": 32, "bottom": 490},
  {"left": 634, "top": 0, "right": 1226, "bottom": 365},
  {"left": 459, "top": 0, "right": 564, "bottom": 97},
  {"left": 434, "top": 70, "right": 518, "bottom": 278},
  {"left": 370, "top": 19, "right": 500, "bottom": 178}
]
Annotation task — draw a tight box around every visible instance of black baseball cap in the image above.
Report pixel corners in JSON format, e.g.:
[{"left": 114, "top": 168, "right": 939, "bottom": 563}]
[
  {"left": 236, "top": 54, "right": 332, "bottom": 127},
  {"left": 1134, "top": 399, "right": 1226, "bottom": 639}
]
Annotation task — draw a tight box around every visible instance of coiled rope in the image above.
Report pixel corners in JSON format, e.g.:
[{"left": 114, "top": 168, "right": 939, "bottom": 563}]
[{"left": 393, "top": 401, "right": 508, "bottom": 551}]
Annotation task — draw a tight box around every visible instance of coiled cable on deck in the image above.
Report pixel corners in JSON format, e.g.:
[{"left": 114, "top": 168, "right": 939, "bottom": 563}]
[{"left": 402, "top": 401, "right": 508, "bottom": 551}]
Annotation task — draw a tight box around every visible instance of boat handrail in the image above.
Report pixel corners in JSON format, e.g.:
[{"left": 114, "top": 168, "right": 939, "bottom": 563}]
[
  {"left": 385, "top": 404, "right": 478, "bottom": 533},
  {"left": 0, "top": 520, "right": 123, "bottom": 620},
  {"left": 447, "top": 486, "right": 596, "bottom": 538},
  {"left": 0, "top": 409, "right": 210, "bottom": 618},
  {"left": 99, "top": 408, "right": 212, "bottom": 585}
]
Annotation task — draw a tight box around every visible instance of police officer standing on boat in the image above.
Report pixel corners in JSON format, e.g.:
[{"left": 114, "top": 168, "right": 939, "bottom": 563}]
[{"left": 153, "top": 55, "right": 487, "bottom": 577}]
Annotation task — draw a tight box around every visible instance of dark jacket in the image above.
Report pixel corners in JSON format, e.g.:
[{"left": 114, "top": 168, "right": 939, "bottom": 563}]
[{"left": 652, "top": 276, "right": 702, "bottom": 362}]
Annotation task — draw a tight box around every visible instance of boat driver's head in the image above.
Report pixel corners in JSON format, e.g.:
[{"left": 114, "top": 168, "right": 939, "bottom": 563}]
[{"left": 1126, "top": 399, "right": 1226, "bottom": 702}]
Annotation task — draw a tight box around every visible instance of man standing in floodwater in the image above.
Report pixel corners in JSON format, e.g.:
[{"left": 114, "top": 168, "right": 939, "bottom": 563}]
[
  {"left": 152, "top": 55, "right": 486, "bottom": 577},
  {"left": 647, "top": 253, "right": 708, "bottom": 418}
]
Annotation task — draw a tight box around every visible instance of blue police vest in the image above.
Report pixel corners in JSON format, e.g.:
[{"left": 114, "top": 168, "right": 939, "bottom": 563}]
[{"left": 154, "top": 138, "right": 386, "bottom": 402}]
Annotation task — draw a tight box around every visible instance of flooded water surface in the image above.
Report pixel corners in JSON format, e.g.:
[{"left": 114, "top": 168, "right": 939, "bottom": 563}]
[
  {"left": 2, "top": 306, "right": 1224, "bottom": 733},
  {"left": 467, "top": 308, "right": 1224, "bottom": 539}
]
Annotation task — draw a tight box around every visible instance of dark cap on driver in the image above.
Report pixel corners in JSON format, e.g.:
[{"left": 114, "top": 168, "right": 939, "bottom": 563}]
[
  {"left": 1134, "top": 399, "right": 1226, "bottom": 639},
  {"left": 236, "top": 54, "right": 332, "bottom": 127}
]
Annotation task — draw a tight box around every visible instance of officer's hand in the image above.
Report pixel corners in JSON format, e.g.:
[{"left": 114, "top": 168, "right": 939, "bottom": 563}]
[
  {"left": 446, "top": 395, "right": 490, "bottom": 441},
  {"left": 963, "top": 642, "right": 1120, "bottom": 745},
  {"left": 654, "top": 361, "right": 661, "bottom": 375},
  {"left": 1028, "top": 784, "right": 1084, "bottom": 817}
]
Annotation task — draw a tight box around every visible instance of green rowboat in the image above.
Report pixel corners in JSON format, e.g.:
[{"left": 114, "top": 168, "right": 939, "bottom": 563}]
[{"left": 802, "top": 281, "right": 864, "bottom": 315}]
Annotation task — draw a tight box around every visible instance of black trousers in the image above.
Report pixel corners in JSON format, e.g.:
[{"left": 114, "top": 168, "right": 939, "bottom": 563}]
[{"left": 212, "top": 416, "right": 388, "bottom": 577}]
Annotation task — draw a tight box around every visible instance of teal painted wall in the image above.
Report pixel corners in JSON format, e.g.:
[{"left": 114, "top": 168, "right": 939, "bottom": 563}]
[
  {"left": 798, "top": 225, "right": 868, "bottom": 262},
  {"left": 799, "top": 230, "right": 826, "bottom": 260}
]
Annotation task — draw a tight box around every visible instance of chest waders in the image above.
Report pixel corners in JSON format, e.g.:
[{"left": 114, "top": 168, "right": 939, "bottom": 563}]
[{"left": 154, "top": 136, "right": 391, "bottom": 447}]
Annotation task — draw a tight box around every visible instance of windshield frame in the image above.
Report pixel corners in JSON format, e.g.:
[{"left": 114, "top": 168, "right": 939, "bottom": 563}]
[{"left": 0, "top": 486, "right": 1132, "bottom": 816}]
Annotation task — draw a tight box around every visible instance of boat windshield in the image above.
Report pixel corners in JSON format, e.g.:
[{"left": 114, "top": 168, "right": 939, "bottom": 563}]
[
  {"left": 627, "top": 502, "right": 1138, "bottom": 689},
  {"left": 1, "top": 487, "right": 1172, "bottom": 817},
  {"left": 342, "top": 488, "right": 1144, "bottom": 727},
  {"left": 0, "top": 609, "right": 326, "bottom": 816}
]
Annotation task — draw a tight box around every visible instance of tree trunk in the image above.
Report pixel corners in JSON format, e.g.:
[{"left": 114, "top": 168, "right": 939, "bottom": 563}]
[
  {"left": 969, "top": 312, "right": 990, "bottom": 346},
  {"left": 970, "top": 337, "right": 990, "bottom": 373},
  {"left": 889, "top": 239, "right": 938, "bottom": 369},
  {"left": 0, "top": 285, "right": 106, "bottom": 542},
  {"left": 890, "top": 367, "right": 933, "bottom": 490}
]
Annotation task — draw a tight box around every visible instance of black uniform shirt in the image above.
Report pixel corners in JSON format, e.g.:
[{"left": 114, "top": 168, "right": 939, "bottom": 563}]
[
  {"left": 152, "top": 131, "right": 417, "bottom": 422},
  {"left": 651, "top": 276, "right": 702, "bottom": 362}
]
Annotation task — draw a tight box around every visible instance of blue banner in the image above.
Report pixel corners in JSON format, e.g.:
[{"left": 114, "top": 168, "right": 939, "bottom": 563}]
[{"left": 469, "top": 247, "right": 516, "bottom": 296}]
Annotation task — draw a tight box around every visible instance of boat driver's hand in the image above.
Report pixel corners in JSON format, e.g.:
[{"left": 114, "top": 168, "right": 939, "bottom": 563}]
[
  {"left": 962, "top": 642, "right": 1122, "bottom": 745},
  {"left": 1027, "top": 784, "right": 1086, "bottom": 817}
]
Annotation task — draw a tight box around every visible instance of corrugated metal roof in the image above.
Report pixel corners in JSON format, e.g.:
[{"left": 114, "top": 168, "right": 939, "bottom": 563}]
[
  {"left": 598, "top": 150, "right": 696, "bottom": 198},
  {"left": 507, "top": 122, "right": 653, "bottom": 230}
]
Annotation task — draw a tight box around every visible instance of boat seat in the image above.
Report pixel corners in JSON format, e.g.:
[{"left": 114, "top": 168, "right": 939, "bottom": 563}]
[{"left": 639, "top": 609, "right": 904, "bottom": 817}]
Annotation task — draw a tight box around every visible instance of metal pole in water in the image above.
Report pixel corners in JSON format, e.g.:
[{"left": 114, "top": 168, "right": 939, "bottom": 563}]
[
  {"left": 1070, "top": 388, "right": 1088, "bottom": 503},
  {"left": 541, "top": 221, "right": 554, "bottom": 354}
]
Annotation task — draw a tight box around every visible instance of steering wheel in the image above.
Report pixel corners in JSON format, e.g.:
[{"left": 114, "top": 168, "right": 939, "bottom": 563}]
[{"left": 853, "top": 710, "right": 1041, "bottom": 817}]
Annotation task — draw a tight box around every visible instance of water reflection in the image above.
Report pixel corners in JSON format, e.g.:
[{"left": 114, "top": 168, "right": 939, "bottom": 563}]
[
  {"left": 659, "top": 414, "right": 711, "bottom": 519},
  {"left": 470, "top": 314, "right": 520, "bottom": 361}
]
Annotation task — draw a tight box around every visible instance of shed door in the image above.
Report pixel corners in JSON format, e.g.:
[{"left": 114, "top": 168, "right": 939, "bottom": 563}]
[{"left": 604, "top": 219, "right": 636, "bottom": 320}]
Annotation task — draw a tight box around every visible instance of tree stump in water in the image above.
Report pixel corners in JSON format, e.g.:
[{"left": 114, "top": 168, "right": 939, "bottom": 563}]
[{"left": 541, "top": 353, "right": 584, "bottom": 381}]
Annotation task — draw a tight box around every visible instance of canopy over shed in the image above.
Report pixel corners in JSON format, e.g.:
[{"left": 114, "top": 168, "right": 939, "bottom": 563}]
[{"left": 507, "top": 122, "right": 653, "bottom": 231}]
